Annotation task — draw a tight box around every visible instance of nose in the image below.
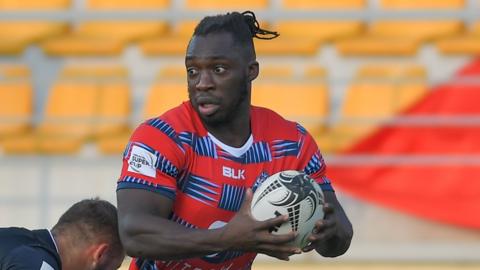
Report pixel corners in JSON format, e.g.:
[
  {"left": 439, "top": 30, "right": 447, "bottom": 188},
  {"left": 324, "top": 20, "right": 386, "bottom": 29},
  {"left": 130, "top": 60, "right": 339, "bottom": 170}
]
[{"left": 195, "top": 71, "right": 214, "bottom": 91}]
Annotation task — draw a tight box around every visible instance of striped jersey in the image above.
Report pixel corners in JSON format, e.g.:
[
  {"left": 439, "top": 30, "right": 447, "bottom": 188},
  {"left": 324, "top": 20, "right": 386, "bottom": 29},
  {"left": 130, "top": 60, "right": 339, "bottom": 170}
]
[{"left": 118, "top": 101, "right": 333, "bottom": 270}]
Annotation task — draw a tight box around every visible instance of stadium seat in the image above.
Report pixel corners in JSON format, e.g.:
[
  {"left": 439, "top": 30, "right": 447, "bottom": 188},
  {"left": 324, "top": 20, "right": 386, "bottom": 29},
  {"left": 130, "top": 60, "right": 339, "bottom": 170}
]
[
  {"left": 324, "top": 64, "right": 427, "bottom": 152},
  {"left": 436, "top": 21, "right": 480, "bottom": 55},
  {"left": 282, "top": 0, "right": 366, "bottom": 9},
  {"left": 0, "top": 21, "right": 69, "bottom": 55},
  {"left": 380, "top": 0, "right": 465, "bottom": 9},
  {"left": 254, "top": 21, "right": 363, "bottom": 55},
  {"left": 185, "top": 0, "right": 268, "bottom": 9},
  {"left": 258, "top": 65, "right": 294, "bottom": 79},
  {"left": 144, "top": 81, "right": 188, "bottom": 119},
  {"left": 3, "top": 65, "right": 130, "bottom": 154},
  {"left": 304, "top": 65, "right": 327, "bottom": 79},
  {"left": 336, "top": 20, "right": 463, "bottom": 56},
  {"left": 140, "top": 21, "right": 197, "bottom": 55},
  {"left": 0, "top": 65, "right": 32, "bottom": 139},
  {"left": 252, "top": 82, "right": 329, "bottom": 139},
  {"left": 87, "top": 0, "right": 169, "bottom": 9},
  {"left": 42, "top": 21, "right": 167, "bottom": 56},
  {"left": 0, "top": 0, "right": 69, "bottom": 10}
]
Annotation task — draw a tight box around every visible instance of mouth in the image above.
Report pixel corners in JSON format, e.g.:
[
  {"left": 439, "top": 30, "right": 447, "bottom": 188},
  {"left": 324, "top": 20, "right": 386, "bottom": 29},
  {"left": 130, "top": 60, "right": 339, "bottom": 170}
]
[{"left": 196, "top": 96, "right": 220, "bottom": 117}]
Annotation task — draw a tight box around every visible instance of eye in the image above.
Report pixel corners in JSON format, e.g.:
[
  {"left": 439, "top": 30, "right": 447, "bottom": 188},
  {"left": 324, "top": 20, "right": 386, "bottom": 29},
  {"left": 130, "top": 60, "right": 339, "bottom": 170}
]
[
  {"left": 187, "top": 68, "right": 198, "bottom": 76},
  {"left": 214, "top": 66, "right": 227, "bottom": 74}
]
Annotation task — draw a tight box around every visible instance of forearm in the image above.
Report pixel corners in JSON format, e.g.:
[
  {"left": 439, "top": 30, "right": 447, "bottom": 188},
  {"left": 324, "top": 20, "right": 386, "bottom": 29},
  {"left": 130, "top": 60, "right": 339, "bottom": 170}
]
[{"left": 120, "top": 212, "right": 228, "bottom": 260}]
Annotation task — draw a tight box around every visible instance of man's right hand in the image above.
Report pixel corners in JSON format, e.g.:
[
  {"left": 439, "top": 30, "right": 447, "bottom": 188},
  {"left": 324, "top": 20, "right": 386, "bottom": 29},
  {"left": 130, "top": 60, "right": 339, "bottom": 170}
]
[{"left": 219, "top": 188, "right": 301, "bottom": 261}]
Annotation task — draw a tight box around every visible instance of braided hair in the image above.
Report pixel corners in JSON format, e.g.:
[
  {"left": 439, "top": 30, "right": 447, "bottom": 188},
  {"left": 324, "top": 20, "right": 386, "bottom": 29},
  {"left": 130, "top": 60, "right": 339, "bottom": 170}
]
[{"left": 192, "top": 11, "right": 279, "bottom": 57}]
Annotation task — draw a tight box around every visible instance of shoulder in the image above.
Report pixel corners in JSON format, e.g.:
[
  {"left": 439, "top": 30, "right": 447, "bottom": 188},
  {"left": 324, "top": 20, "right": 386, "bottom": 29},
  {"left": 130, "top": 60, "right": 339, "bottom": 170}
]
[
  {"left": 251, "top": 106, "right": 304, "bottom": 140},
  {"left": 5, "top": 246, "right": 59, "bottom": 270}
]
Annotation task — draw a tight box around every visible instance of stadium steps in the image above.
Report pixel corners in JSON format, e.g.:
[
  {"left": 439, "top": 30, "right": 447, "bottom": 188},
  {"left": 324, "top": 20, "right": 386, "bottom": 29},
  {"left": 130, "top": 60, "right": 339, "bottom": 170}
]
[
  {"left": 318, "top": 64, "right": 427, "bottom": 153},
  {"left": 436, "top": 21, "right": 480, "bottom": 55},
  {"left": 282, "top": 0, "right": 366, "bottom": 9},
  {"left": 336, "top": 20, "right": 463, "bottom": 56},
  {"left": 0, "top": 65, "right": 33, "bottom": 141},
  {"left": 42, "top": 21, "right": 168, "bottom": 56}
]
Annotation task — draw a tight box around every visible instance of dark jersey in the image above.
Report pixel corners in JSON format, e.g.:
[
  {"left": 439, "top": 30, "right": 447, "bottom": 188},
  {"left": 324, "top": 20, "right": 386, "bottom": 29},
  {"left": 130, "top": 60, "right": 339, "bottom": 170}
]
[{"left": 0, "top": 228, "right": 61, "bottom": 270}]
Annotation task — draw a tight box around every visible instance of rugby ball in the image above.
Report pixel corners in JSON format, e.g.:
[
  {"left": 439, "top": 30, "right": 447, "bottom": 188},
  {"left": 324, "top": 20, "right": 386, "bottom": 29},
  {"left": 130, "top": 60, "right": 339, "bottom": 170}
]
[{"left": 251, "top": 170, "right": 325, "bottom": 249}]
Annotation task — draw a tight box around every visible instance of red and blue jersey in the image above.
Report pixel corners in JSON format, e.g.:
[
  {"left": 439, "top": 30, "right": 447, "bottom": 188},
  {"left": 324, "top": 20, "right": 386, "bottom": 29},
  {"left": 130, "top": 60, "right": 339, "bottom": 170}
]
[{"left": 118, "top": 101, "right": 334, "bottom": 270}]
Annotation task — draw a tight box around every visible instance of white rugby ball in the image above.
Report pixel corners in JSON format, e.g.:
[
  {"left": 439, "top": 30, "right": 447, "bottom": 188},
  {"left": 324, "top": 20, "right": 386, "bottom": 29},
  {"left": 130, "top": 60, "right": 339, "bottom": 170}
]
[{"left": 251, "top": 170, "right": 325, "bottom": 249}]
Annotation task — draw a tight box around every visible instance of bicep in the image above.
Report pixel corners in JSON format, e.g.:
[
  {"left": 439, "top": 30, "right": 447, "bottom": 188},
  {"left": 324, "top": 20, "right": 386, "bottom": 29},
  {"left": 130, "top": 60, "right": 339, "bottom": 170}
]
[{"left": 117, "top": 188, "right": 173, "bottom": 222}]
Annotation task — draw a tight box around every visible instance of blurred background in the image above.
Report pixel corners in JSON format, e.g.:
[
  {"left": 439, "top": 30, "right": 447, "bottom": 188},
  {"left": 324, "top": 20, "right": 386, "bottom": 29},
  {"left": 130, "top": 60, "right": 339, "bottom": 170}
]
[{"left": 0, "top": 0, "right": 479, "bottom": 269}]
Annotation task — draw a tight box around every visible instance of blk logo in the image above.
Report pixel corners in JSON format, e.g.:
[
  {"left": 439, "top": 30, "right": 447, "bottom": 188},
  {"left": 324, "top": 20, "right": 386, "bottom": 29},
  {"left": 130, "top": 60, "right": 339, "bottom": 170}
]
[{"left": 222, "top": 166, "right": 245, "bottom": 180}]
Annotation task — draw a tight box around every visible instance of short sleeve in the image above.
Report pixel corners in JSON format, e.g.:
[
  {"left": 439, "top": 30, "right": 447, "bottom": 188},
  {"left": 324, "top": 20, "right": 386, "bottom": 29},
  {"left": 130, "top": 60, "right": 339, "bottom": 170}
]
[
  {"left": 117, "top": 118, "right": 186, "bottom": 200},
  {"left": 296, "top": 123, "right": 334, "bottom": 192}
]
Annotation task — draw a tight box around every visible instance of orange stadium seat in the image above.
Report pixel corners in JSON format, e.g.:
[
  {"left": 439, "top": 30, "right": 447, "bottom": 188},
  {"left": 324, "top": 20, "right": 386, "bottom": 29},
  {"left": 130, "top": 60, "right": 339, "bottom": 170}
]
[
  {"left": 0, "top": 65, "right": 32, "bottom": 140},
  {"left": 336, "top": 20, "right": 463, "bottom": 56},
  {"left": 304, "top": 65, "right": 327, "bottom": 79},
  {"left": 42, "top": 21, "right": 167, "bottom": 56},
  {"left": 436, "top": 21, "right": 480, "bottom": 55},
  {"left": 87, "top": 0, "right": 169, "bottom": 9},
  {"left": 322, "top": 64, "right": 427, "bottom": 152},
  {"left": 255, "top": 21, "right": 363, "bottom": 55},
  {"left": 282, "top": 0, "right": 366, "bottom": 9},
  {"left": 257, "top": 65, "right": 294, "bottom": 80},
  {"left": 0, "top": 0, "right": 69, "bottom": 10},
  {"left": 144, "top": 81, "right": 188, "bottom": 119},
  {"left": 380, "top": 0, "right": 465, "bottom": 9},
  {"left": 141, "top": 21, "right": 196, "bottom": 55},
  {"left": 3, "top": 65, "right": 130, "bottom": 154},
  {"left": 185, "top": 0, "right": 268, "bottom": 9},
  {"left": 252, "top": 82, "right": 329, "bottom": 139},
  {"left": 0, "top": 21, "right": 69, "bottom": 55}
]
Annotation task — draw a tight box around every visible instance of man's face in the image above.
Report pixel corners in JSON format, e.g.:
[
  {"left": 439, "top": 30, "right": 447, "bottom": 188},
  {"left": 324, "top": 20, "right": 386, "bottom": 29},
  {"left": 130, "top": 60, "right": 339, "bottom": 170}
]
[{"left": 185, "top": 32, "right": 255, "bottom": 127}]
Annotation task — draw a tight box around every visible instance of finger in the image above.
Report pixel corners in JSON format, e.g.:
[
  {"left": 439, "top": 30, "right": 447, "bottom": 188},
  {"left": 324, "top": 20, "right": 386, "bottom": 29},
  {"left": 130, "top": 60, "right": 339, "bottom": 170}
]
[
  {"left": 309, "top": 226, "right": 337, "bottom": 242},
  {"left": 239, "top": 188, "right": 253, "bottom": 213},
  {"left": 258, "top": 230, "right": 297, "bottom": 244},
  {"left": 256, "top": 214, "right": 289, "bottom": 230},
  {"left": 314, "top": 219, "right": 336, "bottom": 232},
  {"left": 322, "top": 203, "right": 335, "bottom": 214},
  {"left": 258, "top": 244, "right": 302, "bottom": 257}
]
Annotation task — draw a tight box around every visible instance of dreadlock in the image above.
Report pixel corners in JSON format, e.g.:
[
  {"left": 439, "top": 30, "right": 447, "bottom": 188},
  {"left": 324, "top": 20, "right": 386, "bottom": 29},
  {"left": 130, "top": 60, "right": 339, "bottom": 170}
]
[{"left": 192, "top": 11, "right": 279, "bottom": 57}]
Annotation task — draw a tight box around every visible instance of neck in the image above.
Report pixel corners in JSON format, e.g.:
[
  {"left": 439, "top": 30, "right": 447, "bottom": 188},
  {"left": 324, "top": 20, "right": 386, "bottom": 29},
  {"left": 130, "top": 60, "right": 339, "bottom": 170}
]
[{"left": 205, "top": 107, "right": 250, "bottom": 148}]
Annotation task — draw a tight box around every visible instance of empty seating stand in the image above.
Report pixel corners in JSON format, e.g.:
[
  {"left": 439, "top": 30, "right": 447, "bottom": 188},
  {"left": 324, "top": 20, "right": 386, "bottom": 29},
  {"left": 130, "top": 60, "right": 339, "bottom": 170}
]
[
  {"left": 321, "top": 64, "right": 427, "bottom": 153},
  {"left": 437, "top": 21, "right": 480, "bottom": 55},
  {"left": 0, "top": 0, "right": 69, "bottom": 10},
  {"left": 86, "top": 0, "right": 169, "bottom": 9},
  {"left": 185, "top": 0, "right": 268, "bottom": 9},
  {"left": 0, "top": 65, "right": 33, "bottom": 143},
  {"left": 336, "top": 20, "right": 463, "bottom": 56},
  {"left": 141, "top": 21, "right": 197, "bottom": 55},
  {"left": 380, "top": 0, "right": 465, "bottom": 9},
  {"left": 3, "top": 65, "right": 130, "bottom": 154},
  {"left": 282, "top": 0, "right": 366, "bottom": 9}
]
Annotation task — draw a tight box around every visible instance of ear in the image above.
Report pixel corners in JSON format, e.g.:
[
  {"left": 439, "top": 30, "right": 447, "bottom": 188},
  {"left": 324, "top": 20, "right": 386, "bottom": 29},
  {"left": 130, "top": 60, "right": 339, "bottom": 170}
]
[
  {"left": 91, "top": 243, "right": 109, "bottom": 266},
  {"left": 248, "top": 61, "right": 259, "bottom": 82}
]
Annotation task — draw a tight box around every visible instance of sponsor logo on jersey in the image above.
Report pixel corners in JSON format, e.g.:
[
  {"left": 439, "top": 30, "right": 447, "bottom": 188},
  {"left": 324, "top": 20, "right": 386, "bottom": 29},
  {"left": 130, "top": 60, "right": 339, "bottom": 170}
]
[
  {"left": 222, "top": 166, "right": 245, "bottom": 180},
  {"left": 127, "top": 145, "right": 157, "bottom": 177}
]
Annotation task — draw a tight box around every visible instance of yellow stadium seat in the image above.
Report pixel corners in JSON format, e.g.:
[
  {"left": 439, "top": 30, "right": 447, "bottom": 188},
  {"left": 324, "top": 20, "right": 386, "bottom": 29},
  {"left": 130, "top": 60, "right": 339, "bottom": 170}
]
[
  {"left": 283, "top": 0, "right": 366, "bottom": 9},
  {"left": 0, "top": 81, "right": 32, "bottom": 138},
  {"left": 158, "top": 66, "right": 187, "bottom": 80},
  {"left": 185, "top": 0, "right": 268, "bottom": 9},
  {"left": 42, "top": 21, "right": 167, "bottom": 56},
  {"left": 87, "top": 0, "right": 169, "bottom": 9},
  {"left": 326, "top": 66, "right": 427, "bottom": 152},
  {"left": 0, "top": 64, "right": 30, "bottom": 78},
  {"left": 94, "top": 82, "right": 131, "bottom": 137},
  {"left": 336, "top": 20, "right": 462, "bottom": 56},
  {"left": 254, "top": 39, "right": 320, "bottom": 56},
  {"left": 97, "top": 131, "right": 132, "bottom": 155},
  {"left": 252, "top": 82, "right": 329, "bottom": 138},
  {"left": 276, "top": 21, "right": 364, "bottom": 42},
  {"left": 144, "top": 81, "right": 188, "bottom": 119},
  {"left": 258, "top": 65, "right": 294, "bottom": 79},
  {"left": 0, "top": 21, "right": 68, "bottom": 55},
  {"left": 380, "top": 0, "right": 464, "bottom": 9},
  {"left": 436, "top": 22, "right": 480, "bottom": 55},
  {"left": 304, "top": 65, "right": 327, "bottom": 79},
  {"left": 140, "top": 21, "right": 197, "bottom": 55},
  {"left": 61, "top": 65, "right": 128, "bottom": 78},
  {"left": 0, "top": 0, "right": 69, "bottom": 10}
]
